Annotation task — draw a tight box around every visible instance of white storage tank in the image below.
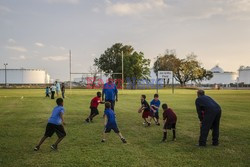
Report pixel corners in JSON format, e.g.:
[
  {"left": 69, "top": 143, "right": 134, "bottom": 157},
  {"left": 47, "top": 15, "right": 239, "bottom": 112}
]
[
  {"left": 239, "top": 66, "right": 250, "bottom": 84},
  {"left": 0, "top": 69, "right": 51, "bottom": 84}
]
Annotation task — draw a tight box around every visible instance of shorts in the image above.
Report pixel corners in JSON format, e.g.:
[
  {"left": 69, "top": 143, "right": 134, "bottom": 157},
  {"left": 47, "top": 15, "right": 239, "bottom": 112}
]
[
  {"left": 142, "top": 110, "right": 150, "bottom": 118},
  {"left": 104, "top": 125, "right": 120, "bottom": 133},
  {"left": 90, "top": 107, "right": 99, "bottom": 115},
  {"left": 44, "top": 123, "right": 66, "bottom": 138},
  {"left": 154, "top": 112, "right": 159, "bottom": 119},
  {"left": 163, "top": 122, "right": 176, "bottom": 130}
]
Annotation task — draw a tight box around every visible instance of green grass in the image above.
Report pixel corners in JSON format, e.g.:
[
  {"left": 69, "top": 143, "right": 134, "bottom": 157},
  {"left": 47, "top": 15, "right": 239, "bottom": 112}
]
[{"left": 0, "top": 89, "right": 250, "bottom": 167}]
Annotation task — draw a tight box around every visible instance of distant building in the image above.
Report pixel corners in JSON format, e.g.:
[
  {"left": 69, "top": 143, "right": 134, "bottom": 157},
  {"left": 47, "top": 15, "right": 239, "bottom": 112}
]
[
  {"left": 0, "top": 69, "right": 50, "bottom": 84},
  {"left": 238, "top": 66, "right": 250, "bottom": 84},
  {"left": 202, "top": 65, "right": 237, "bottom": 85}
]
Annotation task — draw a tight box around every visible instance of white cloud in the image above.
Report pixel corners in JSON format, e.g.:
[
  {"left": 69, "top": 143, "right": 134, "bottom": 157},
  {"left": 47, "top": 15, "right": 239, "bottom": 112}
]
[
  {"left": 6, "top": 46, "right": 27, "bottom": 52},
  {"left": 35, "top": 42, "right": 45, "bottom": 47},
  {"left": 92, "top": 7, "right": 100, "bottom": 13},
  {"left": 42, "top": 56, "right": 68, "bottom": 61},
  {"left": 8, "top": 38, "right": 16, "bottom": 44},
  {"left": 46, "top": 0, "right": 80, "bottom": 4},
  {"left": 10, "top": 55, "right": 27, "bottom": 60},
  {"left": 106, "top": 0, "right": 167, "bottom": 16}
]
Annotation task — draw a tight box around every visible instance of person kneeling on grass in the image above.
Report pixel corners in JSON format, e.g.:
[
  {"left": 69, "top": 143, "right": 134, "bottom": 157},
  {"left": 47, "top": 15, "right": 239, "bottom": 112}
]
[
  {"left": 102, "top": 102, "right": 127, "bottom": 143},
  {"left": 34, "top": 98, "right": 66, "bottom": 151},
  {"left": 162, "top": 103, "right": 177, "bottom": 142},
  {"left": 85, "top": 91, "right": 104, "bottom": 123}
]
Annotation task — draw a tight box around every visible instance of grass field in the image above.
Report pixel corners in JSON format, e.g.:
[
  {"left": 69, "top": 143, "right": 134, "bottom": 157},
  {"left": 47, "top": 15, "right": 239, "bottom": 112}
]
[{"left": 0, "top": 89, "right": 250, "bottom": 167}]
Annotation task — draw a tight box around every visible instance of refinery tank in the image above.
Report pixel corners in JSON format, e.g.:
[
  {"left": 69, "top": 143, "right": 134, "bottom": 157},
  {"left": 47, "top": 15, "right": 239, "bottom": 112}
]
[
  {"left": 0, "top": 69, "right": 50, "bottom": 84},
  {"left": 239, "top": 66, "right": 250, "bottom": 84}
]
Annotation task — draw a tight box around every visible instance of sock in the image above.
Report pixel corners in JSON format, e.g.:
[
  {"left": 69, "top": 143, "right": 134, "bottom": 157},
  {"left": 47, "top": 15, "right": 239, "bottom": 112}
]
[
  {"left": 173, "top": 130, "right": 176, "bottom": 139},
  {"left": 163, "top": 132, "right": 167, "bottom": 140}
]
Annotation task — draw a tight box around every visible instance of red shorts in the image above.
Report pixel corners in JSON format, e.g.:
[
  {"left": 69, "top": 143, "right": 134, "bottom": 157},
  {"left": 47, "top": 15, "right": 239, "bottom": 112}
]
[{"left": 142, "top": 110, "right": 149, "bottom": 118}]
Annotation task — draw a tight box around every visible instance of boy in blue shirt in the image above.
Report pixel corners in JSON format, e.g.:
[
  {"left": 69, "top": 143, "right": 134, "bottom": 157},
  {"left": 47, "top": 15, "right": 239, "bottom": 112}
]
[
  {"left": 102, "top": 102, "right": 126, "bottom": 143},
  {"left": 34, "top": 98, "right": 66, "bottom": 151},
  {"left": 149, "top": 94, "right": 161, "bottom": 126},
  {"left": 45, "top": 86, "right": 50, "bottom": 97}
]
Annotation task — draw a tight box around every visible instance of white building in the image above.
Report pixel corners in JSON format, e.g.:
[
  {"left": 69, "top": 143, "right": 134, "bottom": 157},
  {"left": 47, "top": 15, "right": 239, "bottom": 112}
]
[
  {"left": 0, "top": 69, "right": 50, "bottom": 84},
  {"left": 203, "top": 65, "right": 237, "bottom": 85},
  {"left": 238, "top": 66, "right": 250, "bottom": 84}
]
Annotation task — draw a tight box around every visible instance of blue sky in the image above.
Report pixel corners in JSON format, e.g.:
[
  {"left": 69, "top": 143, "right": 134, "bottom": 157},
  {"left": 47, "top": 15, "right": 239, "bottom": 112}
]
[{"left": 0, "top": 0, "right": 250, "bottom": 81}]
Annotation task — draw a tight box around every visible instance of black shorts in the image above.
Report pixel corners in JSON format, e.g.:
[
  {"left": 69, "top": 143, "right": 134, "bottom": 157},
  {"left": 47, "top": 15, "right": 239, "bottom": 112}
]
[
  {"left": 163, "top": 122, "right": 176, "bottom": 130},
  {"left": 44, "top": 123, "right": 66, "bottom": 138},
  {"left": 90, "top": 107, "right": 99, "bottom": 115},
  {"left": 104, "top": 126, "right": 120, "bottom": 133},
  {"left": 154, "top": 112, "right": 159, "bottom": 119}
]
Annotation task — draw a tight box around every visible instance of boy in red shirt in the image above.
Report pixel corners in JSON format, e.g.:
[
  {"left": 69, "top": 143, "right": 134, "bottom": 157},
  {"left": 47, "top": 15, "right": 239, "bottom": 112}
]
[
  {"left": 162, "top": 103, "right": 177, "bottom": 142},
  {"left": 85, "top": 92, "right": 104, "bottom": 123}
]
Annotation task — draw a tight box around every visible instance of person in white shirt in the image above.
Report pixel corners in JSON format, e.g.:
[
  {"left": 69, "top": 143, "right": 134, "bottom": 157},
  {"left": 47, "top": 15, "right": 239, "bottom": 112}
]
[{"left": 50, "top": 84, "right": 56, "bottom": 99}]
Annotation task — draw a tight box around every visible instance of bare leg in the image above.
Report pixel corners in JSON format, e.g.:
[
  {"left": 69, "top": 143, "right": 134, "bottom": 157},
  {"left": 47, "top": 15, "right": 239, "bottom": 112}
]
[
  {"left": 117, "top": 132, "right": 124, "bottom": 139},
  {"left": 117, "top": 132, "right": 127, "bottom": 143},
  {"left": 102, "top": 132, "right": 106, "bottom": 142},
  {"left": 54, "top": 136, "right": 64, "bottom": 146},
  {"left": 37, "top": 136, "right": 48, "bottom": 147}
]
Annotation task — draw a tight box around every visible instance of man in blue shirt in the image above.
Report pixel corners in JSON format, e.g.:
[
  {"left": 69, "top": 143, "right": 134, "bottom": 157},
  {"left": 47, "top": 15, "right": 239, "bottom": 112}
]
[
  {"left": 34, "top": 98, "right": 66, "bottom": 151},
  {"left": 195, "top": 90, "right": 221, "bottom": 147},
  {"left": 150, "top": 94, "right": 161, "bottom": 126},
  {"left": 102, "top": 78, "right": 118, "bottom": 111},
  {"left": 102, "top": 102, "right": 126, "bottom": 143}
]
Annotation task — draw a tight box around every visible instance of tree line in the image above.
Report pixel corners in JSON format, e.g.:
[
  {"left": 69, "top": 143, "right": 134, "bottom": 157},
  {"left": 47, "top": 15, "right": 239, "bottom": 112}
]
[{"left": 94, "top": 43, "right": 213, "bottom": 87}]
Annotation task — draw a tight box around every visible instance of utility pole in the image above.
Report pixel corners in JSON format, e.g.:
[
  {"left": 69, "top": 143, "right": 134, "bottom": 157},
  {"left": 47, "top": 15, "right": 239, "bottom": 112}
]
[
  {"left": 156, "top": 56, "right": 159, "bottom": 94},
  {"left": 69, "top": 50, "right": 72, "bottom": 92},
  {"left": 122, "top": 51, "right": 124, "bottom": 90},
  {"left": 4, "top": 63, "right": 8, "bottom": 87}
]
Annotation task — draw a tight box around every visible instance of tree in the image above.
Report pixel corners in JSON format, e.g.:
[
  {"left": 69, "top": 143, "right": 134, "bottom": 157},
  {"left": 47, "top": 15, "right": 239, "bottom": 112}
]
[
  {"left": 94, "top": 43, "right": 151, "bottom": 88},
  {"left": 153, "top": 51, "right": 212, "bottom": 86},
  {"left": 88, "top": 66, "right": 100, "bottom": 89}
]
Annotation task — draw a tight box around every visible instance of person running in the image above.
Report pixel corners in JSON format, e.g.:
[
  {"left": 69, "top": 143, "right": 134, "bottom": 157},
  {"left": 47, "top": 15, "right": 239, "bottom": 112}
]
[
  {"left": 34, "top": 98, "right": 66, "bottom": 151},
  {"left": 102, "top": 102, "right": 126, "bottom": 143},
  {"left": 85, "top": 92, "right": 104, "bottom": 123}
]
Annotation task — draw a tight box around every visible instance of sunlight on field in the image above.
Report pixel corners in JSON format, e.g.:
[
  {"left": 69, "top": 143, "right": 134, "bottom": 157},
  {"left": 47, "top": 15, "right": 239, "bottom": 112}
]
[{"left": 0, "top": 89, "right": 250, "bottom": 166}]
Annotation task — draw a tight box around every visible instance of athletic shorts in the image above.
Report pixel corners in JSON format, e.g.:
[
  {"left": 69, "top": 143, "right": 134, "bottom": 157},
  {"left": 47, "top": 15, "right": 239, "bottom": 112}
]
[
  {"left": 104, "top": 126, "right": 120, "bottom": 133},
  {"left": 163, "top": 122, "right": 176, "bottom": 130},
  {"left": 149, "top": 110, "right": 154, "bottom": 117},
  {"left": 44, "top": 123, "right": 66, "bottom": 138},
  {"left": 90, "top": 107, "right": 99, "bottom": 115},
  {"left": 154, "top": 112, "right": 159, "bottom": 119},
  {"left": 142, "top": 110, "right": 150, "bottom": 118}
]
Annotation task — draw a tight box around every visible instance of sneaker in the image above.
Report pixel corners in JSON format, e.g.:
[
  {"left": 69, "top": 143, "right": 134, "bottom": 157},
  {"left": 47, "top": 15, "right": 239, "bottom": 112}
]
[
  {"left": 156, "top": 122, "right": 160, "bottom": 126},
  {"left": 101, "top": 139, "right": 106, "bottom": 143},
  {"left": 147, "top": 122, "right": 151, "bottom": 127},
  {"left": 143, "top": 122, "right": 146, "bottom": 125},
  {"left": 85, "top": 118, "right": 90, "bottom": 123},
  {"left": 161, "top": 139, "right": 167, "bottom": 142},
  {"left": 34, "top": 146, "right": 40, "bottom": 151},
  {"left": 212, "top": 143, "right": 219, "bottom": 146},
  {"left": 50, "top": 144, "right": 57, "bottom": 150},
  {"left": 121, "top": 138, "right": 127, "bottom": 143}
]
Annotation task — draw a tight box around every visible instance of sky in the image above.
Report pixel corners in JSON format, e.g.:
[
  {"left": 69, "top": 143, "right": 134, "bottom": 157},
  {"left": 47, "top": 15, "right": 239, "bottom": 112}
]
[{"left": 0, "top": 0, "right": 250, "bottom": 81}]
